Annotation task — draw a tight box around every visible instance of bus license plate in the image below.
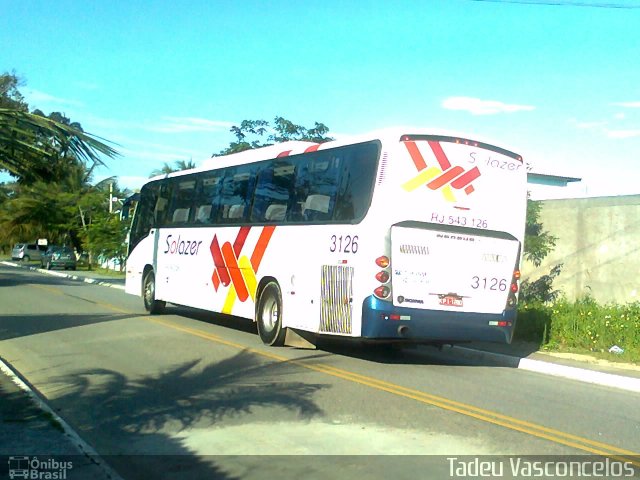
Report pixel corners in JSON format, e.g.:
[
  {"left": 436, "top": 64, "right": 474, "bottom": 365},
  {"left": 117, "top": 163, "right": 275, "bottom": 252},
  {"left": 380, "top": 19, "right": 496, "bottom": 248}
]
[{"left": 440, "top": 296, "right": 463, "bottom": 307}]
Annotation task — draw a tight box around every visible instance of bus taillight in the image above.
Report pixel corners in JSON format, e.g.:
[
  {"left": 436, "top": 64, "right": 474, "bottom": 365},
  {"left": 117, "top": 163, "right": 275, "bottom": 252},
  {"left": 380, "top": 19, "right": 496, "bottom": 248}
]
[
  {"left": 374, "top": 255, "right": 391, "bottom": 299},
  {"left": 375, "top": 256, "right": 390, "bottom": 268},
  {"left": 374, "top": 285, "right": 390, "bottom": 299},
  {"left": 375, "top": 271, "right": 390, "bottom": 283},
  {"left": 506, "top": 269, "right": 520, "bottom": 308}
]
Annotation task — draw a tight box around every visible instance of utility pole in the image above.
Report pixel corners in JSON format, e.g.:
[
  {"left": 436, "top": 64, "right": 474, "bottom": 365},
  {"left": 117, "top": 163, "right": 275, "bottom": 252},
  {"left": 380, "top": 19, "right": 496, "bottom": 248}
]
[{"left": 109, "top": 182, "right": 113, "bottom": 214}]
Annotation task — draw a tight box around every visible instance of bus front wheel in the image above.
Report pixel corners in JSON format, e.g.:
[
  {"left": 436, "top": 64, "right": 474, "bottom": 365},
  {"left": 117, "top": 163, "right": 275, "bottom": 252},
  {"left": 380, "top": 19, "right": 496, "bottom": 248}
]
[
  {"left": 256, "top": 281, "right": 286, "bottom": 346},
  {"left": 143, "top": 270, "right": 165, "bottom": 314}
]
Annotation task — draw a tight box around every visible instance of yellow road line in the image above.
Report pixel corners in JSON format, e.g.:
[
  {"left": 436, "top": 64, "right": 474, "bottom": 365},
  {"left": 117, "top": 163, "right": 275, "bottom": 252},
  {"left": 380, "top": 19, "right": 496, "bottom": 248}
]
[
  {"left": 31, "top": 284, "right": 64, "bottom": 295},
  {"left": 148, "top": 317, "right": 639, "bottom": 466}
]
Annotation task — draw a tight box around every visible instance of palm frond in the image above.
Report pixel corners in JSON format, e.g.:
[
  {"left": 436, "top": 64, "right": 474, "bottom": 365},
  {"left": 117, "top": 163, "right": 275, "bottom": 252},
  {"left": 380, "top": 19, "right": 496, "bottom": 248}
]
[{"left": 0, "top": 108, "right": 120, "bottom": 178}]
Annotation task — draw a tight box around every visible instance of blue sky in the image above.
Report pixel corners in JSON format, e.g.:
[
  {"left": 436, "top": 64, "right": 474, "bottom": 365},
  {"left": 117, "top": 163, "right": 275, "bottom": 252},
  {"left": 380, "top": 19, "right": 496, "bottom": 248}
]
[{"left": 2, "top": 0, "right": 639, "bottom": 197}]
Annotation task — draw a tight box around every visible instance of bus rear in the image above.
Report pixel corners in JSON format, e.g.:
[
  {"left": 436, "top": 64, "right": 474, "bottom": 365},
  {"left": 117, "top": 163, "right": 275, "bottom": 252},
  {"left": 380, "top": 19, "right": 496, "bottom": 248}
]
[{"left": 361, "top": 134, "right": 526, "bottom": 344}]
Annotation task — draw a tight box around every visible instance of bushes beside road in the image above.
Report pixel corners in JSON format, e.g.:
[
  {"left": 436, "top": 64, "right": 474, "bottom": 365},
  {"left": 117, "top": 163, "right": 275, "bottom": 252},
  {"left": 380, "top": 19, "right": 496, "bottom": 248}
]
[{"left": 516, "top": 298, "right": 640, "bottom": 363}]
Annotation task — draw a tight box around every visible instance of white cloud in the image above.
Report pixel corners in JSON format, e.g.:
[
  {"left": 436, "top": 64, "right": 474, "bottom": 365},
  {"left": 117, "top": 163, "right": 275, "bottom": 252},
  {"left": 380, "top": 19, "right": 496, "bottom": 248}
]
[
  {"left": 146, "top": 117, "right": 234, "bottom": 133},
  {"left": 612, "top": 101, "right": 640, "bottom": 108},
  {"left": 606, "top": 129, "right": 640, "bottom": 139},
  {"left": 22, "top": 88, "right": 84, "bottom": 108},
  {"left": 574, "top": 121, "right": 607, "bottom": 130},
  {"left": 442, "top": 96, "right": 535, "bottom": 115}
]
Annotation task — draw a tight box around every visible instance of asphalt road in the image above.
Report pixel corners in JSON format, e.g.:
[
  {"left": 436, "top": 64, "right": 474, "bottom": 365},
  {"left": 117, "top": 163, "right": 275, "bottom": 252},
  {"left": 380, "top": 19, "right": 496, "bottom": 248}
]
[{"left": 1, "top": 264, "right": 639, "bottom": 479}]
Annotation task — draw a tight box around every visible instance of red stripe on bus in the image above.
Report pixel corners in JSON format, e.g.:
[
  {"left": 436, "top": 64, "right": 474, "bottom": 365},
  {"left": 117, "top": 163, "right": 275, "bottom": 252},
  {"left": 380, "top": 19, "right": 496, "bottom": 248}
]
[
  {"left": 304, "top": 144, "right": 320, "bottom": 153},
  {"left": 210, "top": 236, "right": 230, "bottom": 286},
  {"left": 222, "top": 242, "right": 249, "bottom": 301},
  {"left": 428, "top": 141, "right": 451, "bottom": 171},
  {"left": 427, "top": 166, "right": 464, "bottom": 190},
  {"left": 277, "top": 150, "right": 292, "bottom": 157},
  {"left": 404, "top": 141, "right": 427, "bottom": 171},
  {"left": 251, "top": 226, "right": 276, "bottom": 271},
  {"left": 234, "top": 226, "right": 251, "bottom": 256},
  {"left": 451, "top": 166, "right": 481, "bottom": 189}
]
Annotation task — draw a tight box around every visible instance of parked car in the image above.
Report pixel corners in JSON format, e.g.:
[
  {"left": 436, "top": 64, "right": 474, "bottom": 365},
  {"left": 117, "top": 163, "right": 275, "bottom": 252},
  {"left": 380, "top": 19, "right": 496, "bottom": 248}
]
[
  {"left": 11, "top": 243, "right": 47, "bottom": 262},
  {"left": 41, "top": 246, "right": 77, "bottom": 271}
]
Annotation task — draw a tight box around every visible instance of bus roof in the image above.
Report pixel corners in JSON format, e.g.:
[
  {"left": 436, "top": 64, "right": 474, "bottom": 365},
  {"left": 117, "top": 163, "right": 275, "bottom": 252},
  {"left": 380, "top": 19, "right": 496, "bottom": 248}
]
[{"left": 147, "top": 127, "right": 522, "bottom": 182}]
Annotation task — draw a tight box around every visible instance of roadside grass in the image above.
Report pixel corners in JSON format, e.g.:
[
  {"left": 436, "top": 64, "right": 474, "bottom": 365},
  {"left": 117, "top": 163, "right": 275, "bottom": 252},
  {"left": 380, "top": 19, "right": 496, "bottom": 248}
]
[
  {"left": 516, "top": 298, "right": 640, "bottom": 364},
  {"left": 75, "top": 263, "right": 125, "bottom": 277}
]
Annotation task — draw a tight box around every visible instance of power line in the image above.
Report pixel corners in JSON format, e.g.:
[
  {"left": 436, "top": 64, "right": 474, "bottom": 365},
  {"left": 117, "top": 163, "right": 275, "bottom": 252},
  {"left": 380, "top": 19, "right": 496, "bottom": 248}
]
[{"left": 467, "top": 0, "right": 640, "bottom": 8}]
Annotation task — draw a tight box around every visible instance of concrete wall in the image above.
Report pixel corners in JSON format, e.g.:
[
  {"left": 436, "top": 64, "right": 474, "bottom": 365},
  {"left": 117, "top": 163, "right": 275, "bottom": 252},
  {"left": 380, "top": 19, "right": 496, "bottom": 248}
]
[{"left": 521, "top": 195, "right": 640, "bottom": 304}]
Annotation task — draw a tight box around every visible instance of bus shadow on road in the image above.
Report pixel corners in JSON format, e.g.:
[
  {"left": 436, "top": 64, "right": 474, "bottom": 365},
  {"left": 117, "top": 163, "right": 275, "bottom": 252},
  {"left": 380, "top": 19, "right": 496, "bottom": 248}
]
[
  {"left": 151, "top": 305, "right": 521, "bottom": 369},
  {"left": 314, "top": 338, "right": 523, "bottom": 368},
  {"left": 163, "top": 304, "right": 259, "bottom": 335}
]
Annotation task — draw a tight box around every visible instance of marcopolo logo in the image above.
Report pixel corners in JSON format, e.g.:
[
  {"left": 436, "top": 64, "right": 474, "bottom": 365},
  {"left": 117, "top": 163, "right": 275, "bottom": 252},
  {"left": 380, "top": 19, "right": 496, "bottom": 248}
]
[
  {"left": 8, "top": 456, "right": 73, "bottom": 479},
  {"left": 209, "top": 226, "right": 275, "bottom": 314},
  {"left": 402, "top": 140, "right": 481, "bottom": 203}
]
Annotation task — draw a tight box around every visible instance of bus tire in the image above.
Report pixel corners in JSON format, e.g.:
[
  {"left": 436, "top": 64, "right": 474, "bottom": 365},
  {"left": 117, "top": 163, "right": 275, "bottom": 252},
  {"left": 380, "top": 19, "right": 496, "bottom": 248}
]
[
  {"left": 256, "top": 281, "right": 286, "bottom": 346},
  {"left": 143, "top": 270, "right": 165, "bottom": 314}
]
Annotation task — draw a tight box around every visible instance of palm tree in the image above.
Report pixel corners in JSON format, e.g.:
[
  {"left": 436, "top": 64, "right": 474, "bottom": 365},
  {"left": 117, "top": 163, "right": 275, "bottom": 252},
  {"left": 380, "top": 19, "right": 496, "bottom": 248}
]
[
  {"left": 0, "top": 108, "right": 119, "bottom": 181},
  {"left": 149, "top": 159, "right": 196, "bottom": 177}
]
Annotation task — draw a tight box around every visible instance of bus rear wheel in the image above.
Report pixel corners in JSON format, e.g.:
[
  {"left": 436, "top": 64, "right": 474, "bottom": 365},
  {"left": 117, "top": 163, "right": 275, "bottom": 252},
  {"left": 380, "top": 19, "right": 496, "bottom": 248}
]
[
  {"left": 256, "top": 281, "right": 286, "bottom": 346},
  {"left": 143, "top": 270, "right": 165, "bottom": 314}
]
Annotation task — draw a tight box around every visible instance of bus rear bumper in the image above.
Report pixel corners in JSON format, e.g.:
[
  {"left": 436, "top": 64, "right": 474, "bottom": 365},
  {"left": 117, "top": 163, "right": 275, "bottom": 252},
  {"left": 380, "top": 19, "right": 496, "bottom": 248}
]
[{"left": 360, "top": 296, "right": 516, "bottom": 344}]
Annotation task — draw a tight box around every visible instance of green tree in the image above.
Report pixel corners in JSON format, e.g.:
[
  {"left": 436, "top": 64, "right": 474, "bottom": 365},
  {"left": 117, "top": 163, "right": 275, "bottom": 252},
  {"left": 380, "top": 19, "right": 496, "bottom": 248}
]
[
  {"left": 214, "top": 116, "right": 333, "bottom": 156},
  {"left": 524, "top": 196, "right": 557, "bottom": 267},
  {"left": 83, "top": 209, "right": 129, "bottom": 272},
  {"left": 521, "top": 195, "right": 562, "bottom": 303}
]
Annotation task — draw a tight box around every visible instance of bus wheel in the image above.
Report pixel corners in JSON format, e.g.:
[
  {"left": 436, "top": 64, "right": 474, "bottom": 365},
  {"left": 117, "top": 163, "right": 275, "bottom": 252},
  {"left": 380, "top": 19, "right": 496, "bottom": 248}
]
[
  {"left": 256, "top": 281, "right": 286, "bottom": 346},
  {"left": 143, "top": 270, "right": 165, "bottom": 314}
]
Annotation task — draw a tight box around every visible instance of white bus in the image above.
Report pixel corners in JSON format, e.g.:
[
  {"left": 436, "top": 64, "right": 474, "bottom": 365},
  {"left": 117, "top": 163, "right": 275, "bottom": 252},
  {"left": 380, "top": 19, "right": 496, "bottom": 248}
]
[{"left": 125, "top": 129, "right": 527, "bottom": 347}]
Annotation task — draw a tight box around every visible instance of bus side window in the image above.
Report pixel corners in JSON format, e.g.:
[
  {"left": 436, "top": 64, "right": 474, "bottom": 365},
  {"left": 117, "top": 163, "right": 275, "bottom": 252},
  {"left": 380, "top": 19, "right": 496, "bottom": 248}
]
[
  {"left": 194, "top": 173, "right": 222, "bottom": 225},
  {"left": 294, "top": 154, "right": 340, "bottom": 222},
  {"left": 252, "top": 160, "right": 293, "bottom": 223},
  {"left": 154, "top": 182, "right": 173, "bottom": 227},
  {"left": 129, "top": 183, "right": 158, "bottom": 253},
  {"left": 167, "top": 178, "right": 196, "bottom": 225},
  {"left": 217, "top": 165, "right": 257, "bottom": 224},
  {"left": 335, "top": 142, "right": 378, "bottom": 222}
]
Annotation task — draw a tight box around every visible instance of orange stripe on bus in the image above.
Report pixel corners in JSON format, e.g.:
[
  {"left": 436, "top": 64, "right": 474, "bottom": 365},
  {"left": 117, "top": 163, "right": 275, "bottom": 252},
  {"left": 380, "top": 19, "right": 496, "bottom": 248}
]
[{"left": 251, "top": 226, "right": 276, "bottom": 271}]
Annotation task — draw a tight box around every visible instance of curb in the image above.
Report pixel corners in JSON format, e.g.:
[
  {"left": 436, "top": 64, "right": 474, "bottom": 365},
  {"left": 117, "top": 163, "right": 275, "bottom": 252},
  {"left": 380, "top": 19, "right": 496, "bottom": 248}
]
[
  {"left": 450, "top": 345, "right": 640, "bottom": 394},
  {"left": 0, "top": 357, "right": 124, "bottom": 480},
  {"left": 1, "top": 261, "right": 125, "bottom": 291}
]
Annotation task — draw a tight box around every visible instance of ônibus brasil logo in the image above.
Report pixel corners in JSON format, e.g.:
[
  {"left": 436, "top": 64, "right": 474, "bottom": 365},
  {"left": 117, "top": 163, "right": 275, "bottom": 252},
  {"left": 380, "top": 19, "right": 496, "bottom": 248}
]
[
  {"left": 209, "top": 226, "right": 275, "bottom": 313},
  {"left": 401, "top": 140, "right": 480, "bottom": 203}
]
